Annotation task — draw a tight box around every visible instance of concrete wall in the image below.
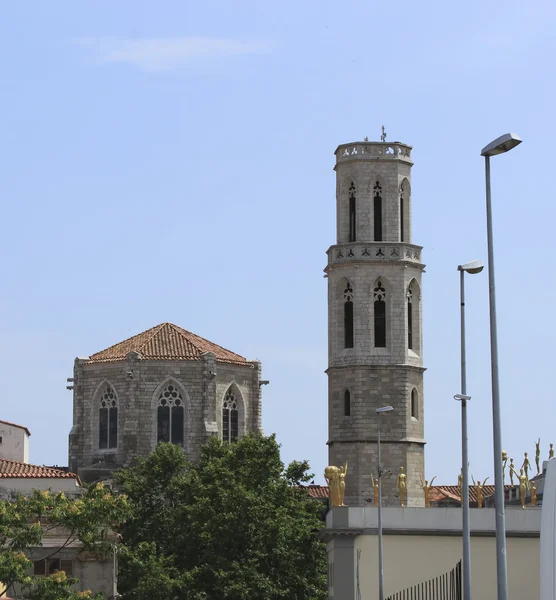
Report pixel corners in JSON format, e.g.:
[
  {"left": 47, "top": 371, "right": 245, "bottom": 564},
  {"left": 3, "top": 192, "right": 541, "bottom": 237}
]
[
  {"left": 0, "top": 422, "right": 29, "bottom": 462},
  {"left": 325, "top": 507, "right": 541, "bottom": 600},
  {"left": 0, "top": 477, "right": 80, "bottom": 495}
]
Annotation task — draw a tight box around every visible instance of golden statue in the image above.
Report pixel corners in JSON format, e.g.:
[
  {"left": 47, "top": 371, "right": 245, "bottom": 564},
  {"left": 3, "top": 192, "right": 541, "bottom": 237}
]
[
  {"left": 522, "top": 452, "right": 531, "bottom": 480},
  {"left": 510, "top": 465, "right": 529, "bottom": 509},
  {"left": 420, "top": 475, "right": 436, "bottom": 508},
  {"left": 530, "top": 481, "right": 538, "bottom": 506},
  {"left": 338, "top": 462, "right": 348, "bottom": 507},
  {"left": 472, "top": 476, "right": 489, "bottom": 508},
  {"left": 502, "top": 450, "right": 508, "bottom": 484},
  {"left": 509, "top": 458, "right": 515, "bottom": 485},
  {"left": 457, "top": 470, "right": 462, "bottom": 505},
  {"left": 397, "top": 466, "right": 407, "bottom": 507},
  {"left": 550, "top": 443, "right": 554, "bottom": 460},
  {"left": 535, "top": 439, "right": 541, "bottom": 475},
  {"left": 370, "top": 473, "right": 379, "bottom": 505},
  {"left": 325, "top": 465, "right": 341, "bottom": 507}
]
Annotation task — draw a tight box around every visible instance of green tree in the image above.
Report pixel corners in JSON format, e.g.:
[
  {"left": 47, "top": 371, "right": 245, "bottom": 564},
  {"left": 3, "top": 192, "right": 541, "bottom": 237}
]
[
  {"left": 0, "top": 483, "right": 129, "bottom": 599},
  {"left": 116, "top": 435, "right": 327, "bottom": 600}
]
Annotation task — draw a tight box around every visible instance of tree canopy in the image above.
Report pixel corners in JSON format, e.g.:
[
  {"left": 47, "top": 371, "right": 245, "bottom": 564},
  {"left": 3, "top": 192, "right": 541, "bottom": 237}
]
[
  {"left": 116, "top": 435, "right": 327, "bottom": 600},
  {"left": 0, "top": 483, "right": 129, "bottom": 599}
]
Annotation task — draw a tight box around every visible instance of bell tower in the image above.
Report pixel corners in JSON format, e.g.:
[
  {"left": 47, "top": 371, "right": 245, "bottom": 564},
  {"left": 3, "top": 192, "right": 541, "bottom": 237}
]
[{"left": 325, "top": 138, "right": 425, "bottom": 506}]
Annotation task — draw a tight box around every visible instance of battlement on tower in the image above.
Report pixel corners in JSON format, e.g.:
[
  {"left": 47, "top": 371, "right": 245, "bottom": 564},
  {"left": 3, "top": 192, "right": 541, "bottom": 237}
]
[{"left": 335, "top": 141, "right": 413, "bottom": 166}]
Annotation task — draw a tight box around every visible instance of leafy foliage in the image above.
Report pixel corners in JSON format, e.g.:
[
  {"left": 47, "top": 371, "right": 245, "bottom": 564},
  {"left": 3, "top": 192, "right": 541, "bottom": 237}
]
[
  {"left": 116, "top": 435, "right": 327, "bottom": 600},
  {"left": 0, "top": 483, "right": 129, "bottom": 599}
]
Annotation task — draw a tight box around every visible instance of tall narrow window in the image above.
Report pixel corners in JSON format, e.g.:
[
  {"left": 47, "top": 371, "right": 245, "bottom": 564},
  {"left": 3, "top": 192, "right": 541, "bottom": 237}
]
[
  {"left": 411, "top": 389, "right": 418, "bottom": 419},
  {"left": 344, "top": 390, "right": 351, "bottom": 416},
  {"left": 407, "top": 286, "right": 413, "bottom": 350},
  {"left": 373, "top": 181, "right": 383, "bottom": 241},
  {"left": 348, "top": 182, "right": 356, "bottom": 242},
  {"left": 99, "top": 385, "right": 117, "bottom": 450},
  {"left": 344, "top": 282, "right": 354, "bottom": 348},
  {"left": 400, "top": 182, "right": 405, "bottom": 242},
  {"left": 374, "top": 280, "right": 386, "bottom": 348},
  {"left": 157, "top": 384, "right": 184, "bottom": 445},
  {"left": 223, "top": 388, "right": 239, "bottom": 443}
]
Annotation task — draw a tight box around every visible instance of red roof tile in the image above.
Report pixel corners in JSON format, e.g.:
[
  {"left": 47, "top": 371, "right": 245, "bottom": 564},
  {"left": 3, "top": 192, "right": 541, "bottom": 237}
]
[
  {"left": 0, "top": 420, "right": 31, "bottom": 436},
  {"left": 0, "top": 459, "right": 78, "bottom": 480},
  {"left": 86, "top": 322, "right": 249, "bottom": 366},
  {"left": 430, "top": 484, "right": 513, "bottom": 504},
  {"left": 304, "top": 485, "right": 330, "bottom": 499}
]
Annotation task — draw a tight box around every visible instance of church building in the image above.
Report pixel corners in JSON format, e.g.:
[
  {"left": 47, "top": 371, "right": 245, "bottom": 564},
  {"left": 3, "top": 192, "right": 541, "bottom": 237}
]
[
  {"left": 325, "top": 138, "right": 426, "bottom": 506},
  {"left": 68, "top": 322, "right": 263, "bottom": 482}
]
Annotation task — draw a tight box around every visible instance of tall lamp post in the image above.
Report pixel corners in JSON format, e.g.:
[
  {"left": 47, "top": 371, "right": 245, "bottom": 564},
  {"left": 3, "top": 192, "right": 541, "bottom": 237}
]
[
  {"left": 376, "top": 405, "right": 394, "bottom": 600},
  {"left": 456, "top": 259, "right": 484, "bottom": 600},
  {"left": 481, "top": 133, "right": 522, "bottom": 600}
]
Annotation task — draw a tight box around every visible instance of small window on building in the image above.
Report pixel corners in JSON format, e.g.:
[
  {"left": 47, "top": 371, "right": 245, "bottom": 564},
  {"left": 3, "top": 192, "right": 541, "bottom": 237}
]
[
  {"left": 348, "top": 182, "right": 356, "bottom": 242},
  {"left": 157, "top": 384, "right": 184, "bottom": 446},
  {"left": 0, "top": 436, "right": 3, "bottom": 444},
  {"left": 374, "top": 280, "right": 386, "bottom": 348},
  {"left": 344, "top": 390, "right": 351, "bottom": 416},
  {"left": 99, "top": 385, "right": 118, "bottom": 450},
  {"left": 411, "top": 389, "right": 418, "bottom": 419},
  {"left": 373, "top": 181, "right": 383, "bottom": 241},
  {"left": 407, "top": 287, "right": 413, "bottom": 350},
  {"left": 223, "top": 388, "right": 239, "bottom": 443},
  {"left": 34, "top": 558, "right": 73, "bottom": 577},
  {"left": 344, "top": 282, "right": 354, "bottom": 348}
]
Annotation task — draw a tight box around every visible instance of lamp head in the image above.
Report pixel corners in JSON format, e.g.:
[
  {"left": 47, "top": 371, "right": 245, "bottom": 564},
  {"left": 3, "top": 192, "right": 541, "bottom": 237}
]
[
  {"left": 457, "top": 260, "right": 484, "bottom": 275},
  {"left": 376, "top": 405, "right": 394, "bottom": 414},
  {"left": 481, "top": 133, "right": 522, "bottom": 157},
  {"left": 454, "top": 394, "right": 471, "bottom": 402}
]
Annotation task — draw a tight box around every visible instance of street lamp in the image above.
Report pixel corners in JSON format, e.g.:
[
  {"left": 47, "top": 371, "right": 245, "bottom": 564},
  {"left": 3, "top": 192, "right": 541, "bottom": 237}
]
[
  {"left": 376, "top": 405, "right": 394, "bottom": 600},
  {"left": 480, "top": 133, "right": 522, "bottom": 600},
  {"left": 456, "top": 255, "right": 484, "bottom": 600}
]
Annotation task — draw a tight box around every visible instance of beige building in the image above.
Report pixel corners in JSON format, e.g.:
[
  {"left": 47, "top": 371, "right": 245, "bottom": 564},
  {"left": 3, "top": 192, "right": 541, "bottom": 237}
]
[
  {"left": 324, "top": 506, "right": 540, "bottom": 600},
  {"left": 325, "top": 140, "right": 425, "bottom": 506},
  {"left": 0, "top": 419, "right": 30, "bottom": 463},
  {"left": 68, "top": 322, "right": 264, "bottom": 481}
]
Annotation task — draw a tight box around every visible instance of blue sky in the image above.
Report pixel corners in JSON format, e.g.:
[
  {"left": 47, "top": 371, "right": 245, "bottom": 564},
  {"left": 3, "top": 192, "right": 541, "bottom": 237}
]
[{"left": 0, "top": 1, "right": 554, "bottom": 486}]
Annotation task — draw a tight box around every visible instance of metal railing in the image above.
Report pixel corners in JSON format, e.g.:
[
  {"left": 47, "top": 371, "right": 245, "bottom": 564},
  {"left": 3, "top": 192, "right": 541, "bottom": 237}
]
[{"left": 386, "top": 560, "right": 462, "bottom": 600}]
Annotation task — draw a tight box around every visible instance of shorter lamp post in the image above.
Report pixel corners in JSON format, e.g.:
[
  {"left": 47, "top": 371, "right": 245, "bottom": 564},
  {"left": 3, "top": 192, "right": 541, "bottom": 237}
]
[
  {"left": 376, "top": 405, "right": 394, "bottom": 600},
  {"left": 456, "top": 258, "right": 484, "bottom": 600}
]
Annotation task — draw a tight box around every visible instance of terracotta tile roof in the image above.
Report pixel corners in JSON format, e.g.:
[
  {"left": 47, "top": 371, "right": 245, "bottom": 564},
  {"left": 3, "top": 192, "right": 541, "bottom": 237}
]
[
  {"left": 430, "top": 484, "right": 513, "bottom": 504},
  {"left": 86, "top": 322, "right": 249, "bottom": 366},
  {"left": 0, "top": 419, "right": 31, "bottom": 436},
  {"left": 0, "top": 459, "right": 78, "bottom": 480},
  {"left": 303, "top": 485, "right": 330, "bottom": 499}
]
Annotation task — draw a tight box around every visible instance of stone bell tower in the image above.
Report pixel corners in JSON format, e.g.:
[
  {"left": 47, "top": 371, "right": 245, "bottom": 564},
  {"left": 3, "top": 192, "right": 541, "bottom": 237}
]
[{"left": 325, "top": 138, "right": 425, "bottom": 507}]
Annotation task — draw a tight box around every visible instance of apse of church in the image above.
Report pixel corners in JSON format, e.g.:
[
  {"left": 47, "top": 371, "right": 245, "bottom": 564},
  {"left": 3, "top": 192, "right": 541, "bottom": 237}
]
[
  {"left": 325, "top": 139, "right": 426, "bottom": 507},
  {"left": 68, "top": 323, "right": 263, "bottom": 482}
]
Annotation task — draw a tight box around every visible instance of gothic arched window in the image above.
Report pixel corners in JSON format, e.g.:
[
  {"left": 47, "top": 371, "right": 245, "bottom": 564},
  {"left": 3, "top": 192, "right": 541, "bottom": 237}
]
[
  {"left": 407, "top": 286, "right": 413, "bottom": 350},
  {"left": 344, "top": 282, "right": 354, "bottom": 348},
  {"left": 411, "top": 388, "right": 418, "bottom": 419},
  {"left": 344, "top": 390, "right": 351, "bottom": 416},
  {"left": 373, "top": 181, "right": 383, "bottom": 242},
  {"left": 157, "top": 384, "right": 184, "bottom": 446},
  {"left": 399, "top": 182, "right": 405, "bottom": 242},
  {"left": 349, "top": 182, "right": 356, "bottom": 242},
  {"left": 223, "top": 388, "right": 239, "bottom": 443},
  {"left": 99, "top": 385, "right": 117, "bottom": 450},
  {"left": 374, "top": 280, "right": 386, "bottom": 348}
]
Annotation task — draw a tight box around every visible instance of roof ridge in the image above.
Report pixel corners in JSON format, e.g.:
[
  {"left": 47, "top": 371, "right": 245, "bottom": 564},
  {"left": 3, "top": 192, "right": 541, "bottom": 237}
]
[
  {"left": 137, "top": 322, "right": 169, "bottom": 354},
  {"left": 88, "top": 323, "right": 167, "bottom": 359},
  {"left": 169, "top": 323, "right": 247, "bottom": 360}
]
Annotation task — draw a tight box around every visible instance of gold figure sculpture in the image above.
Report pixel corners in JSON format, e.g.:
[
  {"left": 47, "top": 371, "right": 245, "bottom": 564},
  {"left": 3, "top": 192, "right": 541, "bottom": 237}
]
[
  {"left": 535, "top": 439, "right": 541, "bottom": 475},
  {"left": 530, "top": 481, "right": 537, "bottom": 506},
  {"left": 370, "top": 473, "right": 379, "bottom": 505},
  {"left": 420, "top": 476, "right": 436, "bottom": 508},
  {"left": 472, "top": 476, "right": 489, "bottom": 508},
  {"left": 397, "top": 467, "right": 407, "bottom": 507},
  {"left": 502, "top": 450, "right": 508, "bottom": 484},
  {"left": 325, "top": 465, "right": 342, "bottom": 507},
  {"left": 509, "top": 459, "right": 515, "bottom": 485},
  {"left": 522, "top": 452, "right": 531, "bottom": 480},
  {"left": 338, "top": 462, "right": 348, "bottom": 507},
  {"left": 510, "top": 465, "right": 529, "bottom": 509},
  {"left": 550, "top": 443, "right": 554, "bottom": 460}
]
